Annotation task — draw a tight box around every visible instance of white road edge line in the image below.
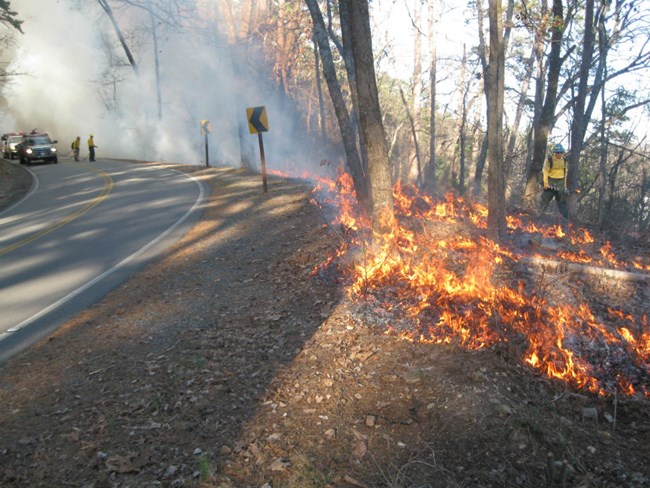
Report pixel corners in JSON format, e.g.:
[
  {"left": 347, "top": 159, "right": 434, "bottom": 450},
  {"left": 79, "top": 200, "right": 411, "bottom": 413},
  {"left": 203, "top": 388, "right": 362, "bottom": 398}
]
[{"left": 0, "top": 167, "right": 206, "bottom": 340}]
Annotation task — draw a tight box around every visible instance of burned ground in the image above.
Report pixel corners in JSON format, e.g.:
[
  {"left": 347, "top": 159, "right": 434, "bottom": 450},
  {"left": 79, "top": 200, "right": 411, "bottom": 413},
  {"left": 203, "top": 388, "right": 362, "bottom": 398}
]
[{"left": 0, "top": 161, "right": 648, "bottom": 488}]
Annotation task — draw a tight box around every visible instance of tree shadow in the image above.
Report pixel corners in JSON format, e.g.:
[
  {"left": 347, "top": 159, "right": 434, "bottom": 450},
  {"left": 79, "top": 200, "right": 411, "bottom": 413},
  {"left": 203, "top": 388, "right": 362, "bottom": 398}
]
[{"left": 0, "top": 165, "right": 343, "bottom": 486}]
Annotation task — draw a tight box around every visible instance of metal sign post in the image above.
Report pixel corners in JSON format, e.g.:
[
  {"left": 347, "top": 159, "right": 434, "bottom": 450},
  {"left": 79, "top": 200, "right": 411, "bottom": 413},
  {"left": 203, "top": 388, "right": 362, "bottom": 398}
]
[
  {"left": 246, "top": 106, "right": 270, "bottom": 193},
  {"left": 257, "top": 132, "right": 268, "bottom": 193},
  {"left": 200, "top": 120, "right": 212, "bottom": 167}
]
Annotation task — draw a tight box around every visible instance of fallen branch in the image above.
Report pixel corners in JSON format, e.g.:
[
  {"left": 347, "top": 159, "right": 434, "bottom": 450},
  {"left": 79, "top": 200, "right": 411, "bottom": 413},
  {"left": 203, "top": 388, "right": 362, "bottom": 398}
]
[{"left": 519, "top": 256, "right": 650, "bottom": 283}]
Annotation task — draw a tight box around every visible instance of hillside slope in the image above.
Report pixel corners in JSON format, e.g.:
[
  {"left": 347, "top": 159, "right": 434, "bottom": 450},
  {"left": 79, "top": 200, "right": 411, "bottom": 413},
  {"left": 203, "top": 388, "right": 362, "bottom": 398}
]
[{"left": 0, "top": 162, "right": 648, "bottom": 488}]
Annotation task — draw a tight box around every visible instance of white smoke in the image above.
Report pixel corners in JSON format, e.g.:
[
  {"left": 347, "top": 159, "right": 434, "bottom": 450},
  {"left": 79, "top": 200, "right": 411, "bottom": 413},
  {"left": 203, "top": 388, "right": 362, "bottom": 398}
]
[{"left": 0, "top": 0, "right": 340, "bottom": 177}]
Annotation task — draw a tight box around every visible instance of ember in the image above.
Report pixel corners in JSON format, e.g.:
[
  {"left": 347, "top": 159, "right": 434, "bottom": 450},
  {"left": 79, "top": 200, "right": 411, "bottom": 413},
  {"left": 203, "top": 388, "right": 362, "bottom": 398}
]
[{"left": 314, "top": 172, "right": 650, "bottom": 398}]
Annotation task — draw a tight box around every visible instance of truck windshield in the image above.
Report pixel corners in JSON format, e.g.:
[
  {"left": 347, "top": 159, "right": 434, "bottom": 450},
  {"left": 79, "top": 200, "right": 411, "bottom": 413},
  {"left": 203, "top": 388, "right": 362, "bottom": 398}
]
[{"left": 28, "top": 136, "right": 52, "bottom": 145}]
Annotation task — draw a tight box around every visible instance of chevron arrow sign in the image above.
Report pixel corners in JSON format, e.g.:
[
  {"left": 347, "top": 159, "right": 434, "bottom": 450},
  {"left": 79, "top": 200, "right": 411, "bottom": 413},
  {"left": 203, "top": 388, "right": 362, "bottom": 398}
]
[{"left": 246, "top": 106, "right": 269, "bottom": 134}]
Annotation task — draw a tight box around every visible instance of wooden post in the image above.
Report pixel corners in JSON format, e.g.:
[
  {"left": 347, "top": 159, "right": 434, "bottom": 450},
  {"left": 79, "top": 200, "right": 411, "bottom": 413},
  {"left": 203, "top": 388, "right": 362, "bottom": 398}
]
[
  {"left": 204, "top": 133, "right": 209, "bottom": 167},
  {"left": 258, "top": 132, "right": 268, "bottom": 193}
]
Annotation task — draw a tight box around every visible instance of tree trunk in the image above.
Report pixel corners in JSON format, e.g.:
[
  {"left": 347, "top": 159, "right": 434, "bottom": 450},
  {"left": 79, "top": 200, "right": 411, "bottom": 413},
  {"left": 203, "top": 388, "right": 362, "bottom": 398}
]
[
  {"left": 407, "top": 1, "right": 423, "bottom": 185},
  {"left": 505, "top": 43, "right": 536, "bottom": 201},
  {"left": 524, "top": 0, "right": 564, "bottom": 207},
  {"left": 472, "top": 133, "right": 488, "bottom": 196},
  {"left": 400, "top": 86, "right": 422, "bottom": 185},
  {"left": 596, "top": 4, "right": 611, "bottom": 228},
  {"left": 337, "top": 0, "right": 369, "bottom": 182},
  {"left": 423, "top": 0, "right": 438, "bottom": 194},
  {"left": 305, "top": 0, "right": 369, "bottom": 209},
  {"left": 458, "top": 45, "right": 468, "bottom": 194},
  {"left": 597, "top": 77, "right": 607, "bottom": 229},
  {"left": 147, "top": 0, "right": 162, "bottom": 120},
  {"left": 97, "top": 0, "right": 138, "bottom": 74},
  {"left": 567, "top": 0, "right": 595, "bottom": 220},
  {"left": 521, "top": 1, "right": 548, "bottom": 198},
  {"left": 348, "top": 0, "right": 393, "bottom": 231},
  {"left": 312, "top": 37, "right": 326, "bottom": 141},
  {"left": 486, "top": 0, "right": 506, "bottom": 239}
]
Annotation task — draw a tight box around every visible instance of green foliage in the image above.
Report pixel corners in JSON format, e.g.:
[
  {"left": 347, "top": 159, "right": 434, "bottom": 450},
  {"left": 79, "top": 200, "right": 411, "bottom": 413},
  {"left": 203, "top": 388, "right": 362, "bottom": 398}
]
[
  {"left": 0, "top": 1, "right": 22, "bottom": 33},
  {"left": 606, "top": 87, "right": 638, "bottom": 127},
  {"left": 197, "top": 454, "right": 212, "bottom": 482}
]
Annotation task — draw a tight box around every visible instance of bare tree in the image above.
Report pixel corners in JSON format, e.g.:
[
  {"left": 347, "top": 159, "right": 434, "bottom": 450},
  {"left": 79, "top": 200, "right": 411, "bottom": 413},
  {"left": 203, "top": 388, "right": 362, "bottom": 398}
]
[
  {"left": 97, "top": 0, "right": 138, "bottom": 74},
  {"left": 485, "top": 0, "right": 506, "bottom": 239},
  {"left": 406, "top": 0, "right": 423, "bottom": 186},
  {"left": 423, "top": 0, "right": 439, "bottom": 194},
  {"left": 566, "top": 0, "right": 595, "bottom": 220},
  {"left": 348, "top": 0, "right": 394, "bottom": 230},
  {"left": 305, "top": 0, "right": 369, "bottom": 208},
  {"left": 523, "top": 0, "right": 566, "bottom": 207}
]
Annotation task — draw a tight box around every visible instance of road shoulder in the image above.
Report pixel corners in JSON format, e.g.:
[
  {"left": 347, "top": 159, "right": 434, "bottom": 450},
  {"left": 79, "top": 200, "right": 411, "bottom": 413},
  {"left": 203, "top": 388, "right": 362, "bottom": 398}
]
[{"left": 0, "top": 159, "right": 32, "bottom": 212}]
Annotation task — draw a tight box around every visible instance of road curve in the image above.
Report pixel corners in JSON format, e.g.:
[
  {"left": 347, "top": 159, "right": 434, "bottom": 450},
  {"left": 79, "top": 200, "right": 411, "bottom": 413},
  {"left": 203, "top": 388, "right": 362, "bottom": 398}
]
[{"left": 0, "top": 159, "right": 206, "bottom": 363}]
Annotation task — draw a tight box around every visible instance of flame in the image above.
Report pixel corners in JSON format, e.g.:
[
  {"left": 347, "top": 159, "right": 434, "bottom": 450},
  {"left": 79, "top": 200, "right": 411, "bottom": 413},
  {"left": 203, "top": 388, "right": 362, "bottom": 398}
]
[{"left": 313, "top": 174, "right": 649, "bottom": 398}]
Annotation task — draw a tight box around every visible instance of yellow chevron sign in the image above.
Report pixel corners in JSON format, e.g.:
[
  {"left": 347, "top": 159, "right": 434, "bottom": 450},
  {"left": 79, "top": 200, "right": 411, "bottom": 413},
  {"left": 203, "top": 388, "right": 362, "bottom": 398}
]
[
  {"left": 246, "top": 106, "right": 269, "bottom": 134},
  {"left": 200, "top": 120, "right": 212, "bottom": 135}
]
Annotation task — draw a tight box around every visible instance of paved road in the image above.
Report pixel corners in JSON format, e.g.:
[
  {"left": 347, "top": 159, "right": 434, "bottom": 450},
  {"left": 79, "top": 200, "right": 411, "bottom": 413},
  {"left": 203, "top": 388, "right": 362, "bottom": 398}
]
[{"left": 0, "top": 159, "right": 206, "bottom": 362}]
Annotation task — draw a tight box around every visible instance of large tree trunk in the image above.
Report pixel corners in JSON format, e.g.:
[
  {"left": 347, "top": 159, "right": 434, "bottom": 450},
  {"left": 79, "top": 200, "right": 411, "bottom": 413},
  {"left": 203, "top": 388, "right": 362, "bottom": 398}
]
[
  {"left": 567, "top": 0, "right": 595, "bottom": 220},
  {"left": 305, "top": 0, "right": 369, "bottom": 209},
  {"left": 485, "top": 0, "right": 506, "bottom": 239},
  {"left": 348, "top": 0, "right": 393, "bottom": 231},
  {"left": 524, "top": 0, "right": 564, "bottom": 207},
  {"left": 337, "top": 0, "right": 369, "bottom": 183},
  {"left": 520, "top": 1, "right": 549, "bottom": 199}
]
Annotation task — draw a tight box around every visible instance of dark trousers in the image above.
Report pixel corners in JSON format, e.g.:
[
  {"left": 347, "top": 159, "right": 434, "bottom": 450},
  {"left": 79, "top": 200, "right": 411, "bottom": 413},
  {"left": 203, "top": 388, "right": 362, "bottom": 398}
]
[
  {"left": 541, "top": 178, "right": 568, "bottom": 218},
  {"left": 89, "top": 147, "right": 95, "bottom": 161}
]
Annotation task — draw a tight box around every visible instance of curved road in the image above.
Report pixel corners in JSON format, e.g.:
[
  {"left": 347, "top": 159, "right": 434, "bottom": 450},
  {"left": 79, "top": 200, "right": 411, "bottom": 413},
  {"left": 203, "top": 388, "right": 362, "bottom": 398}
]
[{"left": 0, "top": 159, "right": 206, "bottom": 362}]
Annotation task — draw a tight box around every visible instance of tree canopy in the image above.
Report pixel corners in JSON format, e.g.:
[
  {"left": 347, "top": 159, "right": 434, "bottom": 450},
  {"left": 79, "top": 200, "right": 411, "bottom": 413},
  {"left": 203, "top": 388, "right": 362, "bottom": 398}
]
[{"left": 0, "top": 1, "right": 22, "bottom": 33}]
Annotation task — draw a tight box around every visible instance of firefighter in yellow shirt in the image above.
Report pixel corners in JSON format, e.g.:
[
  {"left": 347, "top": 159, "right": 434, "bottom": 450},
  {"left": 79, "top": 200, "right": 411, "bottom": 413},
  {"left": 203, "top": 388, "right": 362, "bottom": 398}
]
[
  {"left": 71, "top": 136, "right": 80, "bottom": 161},
  {"left": 541, "top": 143, "right": 568, "bottom": 218},
  {"left": 88, "top": 134, "right": 97, "bottom": 162}
]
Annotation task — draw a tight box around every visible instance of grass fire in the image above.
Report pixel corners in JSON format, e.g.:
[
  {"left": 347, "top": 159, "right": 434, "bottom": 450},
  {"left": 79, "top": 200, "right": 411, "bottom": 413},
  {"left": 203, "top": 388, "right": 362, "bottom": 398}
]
[{"left": 313, "top": 171, "right": 649, "bottom": 399}]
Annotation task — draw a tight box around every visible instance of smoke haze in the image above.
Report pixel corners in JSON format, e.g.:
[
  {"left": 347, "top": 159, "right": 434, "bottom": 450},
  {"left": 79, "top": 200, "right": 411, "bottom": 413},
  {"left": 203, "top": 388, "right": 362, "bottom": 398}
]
[{"left": 1, "top": 0, "right": 332, "bottom": 176}]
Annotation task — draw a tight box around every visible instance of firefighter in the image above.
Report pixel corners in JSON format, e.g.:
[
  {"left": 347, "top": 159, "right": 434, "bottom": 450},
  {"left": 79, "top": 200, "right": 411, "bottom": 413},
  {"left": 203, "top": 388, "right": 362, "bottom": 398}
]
[
  {"left": 540, "top": 143, "right": 569, "bottom": 218},
  {"left": 88, "top": 134, "right": 97, "bottom": 162},
  {"left": 71, "top": 136, "right": 80, "bottom": 161}
]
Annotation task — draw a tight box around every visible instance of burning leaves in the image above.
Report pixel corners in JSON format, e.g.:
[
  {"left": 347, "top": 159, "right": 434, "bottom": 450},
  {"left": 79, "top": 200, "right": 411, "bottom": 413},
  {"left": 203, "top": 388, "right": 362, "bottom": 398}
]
[{"left": 314, "top": 173, "right": 649, "bottom": 398}]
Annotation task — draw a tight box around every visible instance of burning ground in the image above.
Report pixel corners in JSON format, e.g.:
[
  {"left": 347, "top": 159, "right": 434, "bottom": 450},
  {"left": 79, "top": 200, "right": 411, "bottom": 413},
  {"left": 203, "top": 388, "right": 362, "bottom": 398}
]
[
  {"left": 0, "top": 165, "right": 649, "bottom": 487},
  {"left": 314, "top": 173, "right": 649, "bottom": 400}
]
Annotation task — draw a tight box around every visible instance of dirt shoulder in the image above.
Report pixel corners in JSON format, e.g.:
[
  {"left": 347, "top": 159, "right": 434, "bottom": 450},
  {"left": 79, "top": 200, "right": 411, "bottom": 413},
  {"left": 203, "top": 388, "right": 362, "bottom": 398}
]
[
  {"left": 0, "top": 162, "right": 648, "bottom": 488},
  {"left": 0, "top": 160, "right": 32, "bottom": 213}
]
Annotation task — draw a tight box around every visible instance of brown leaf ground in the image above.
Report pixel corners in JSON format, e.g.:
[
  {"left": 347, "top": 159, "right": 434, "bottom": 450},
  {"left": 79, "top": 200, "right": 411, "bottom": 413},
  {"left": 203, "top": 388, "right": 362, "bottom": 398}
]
[{"left": 0, "top": 161, "right": 649, "bottom": 488}]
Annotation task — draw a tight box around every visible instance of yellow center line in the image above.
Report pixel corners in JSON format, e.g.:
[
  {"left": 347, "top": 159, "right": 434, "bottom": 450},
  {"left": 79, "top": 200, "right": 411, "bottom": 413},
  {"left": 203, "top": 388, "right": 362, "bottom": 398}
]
[{"left": 0, "top": 167, "right": 114, "bottom": 257}]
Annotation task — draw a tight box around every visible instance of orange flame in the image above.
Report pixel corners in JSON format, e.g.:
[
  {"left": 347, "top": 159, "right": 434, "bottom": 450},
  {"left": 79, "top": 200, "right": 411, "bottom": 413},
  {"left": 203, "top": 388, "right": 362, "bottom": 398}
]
[{"left": 313, "top": 174, "right": 650, "bottom": 398}]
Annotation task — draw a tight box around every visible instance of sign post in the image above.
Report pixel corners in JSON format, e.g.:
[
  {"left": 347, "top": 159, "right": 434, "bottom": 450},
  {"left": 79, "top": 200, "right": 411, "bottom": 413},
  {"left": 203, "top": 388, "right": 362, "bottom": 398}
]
[
  {"left": 246, "top": 106, "right": 270, "bottom": 193},
  {"left": 200, "top": 120, "right": 212, "bottom": 167}
]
